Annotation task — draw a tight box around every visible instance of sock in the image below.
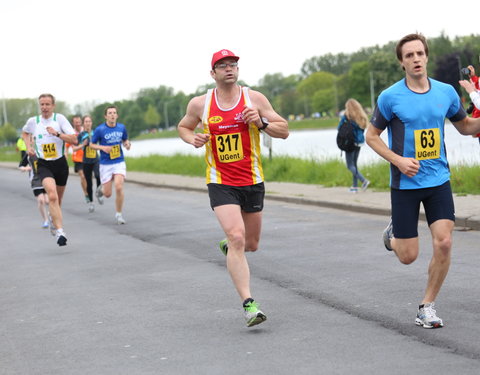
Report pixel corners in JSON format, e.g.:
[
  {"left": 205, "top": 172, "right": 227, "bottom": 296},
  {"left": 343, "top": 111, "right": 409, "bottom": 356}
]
[
  {"left": 419, "top": 304, "right": 425, "bottom": 309},
  {"left": 243, "top": 298, "right": 255, "bottom": 307}
]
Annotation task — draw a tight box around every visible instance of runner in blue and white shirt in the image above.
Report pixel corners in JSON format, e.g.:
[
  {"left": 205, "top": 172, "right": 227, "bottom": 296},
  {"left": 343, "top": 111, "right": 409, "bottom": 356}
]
[
  {"left": 90, "top": 105, "right": 131, "bottom": 224},
  {"left": 366, "top": 33, "right": 480, "bottom": 329}
]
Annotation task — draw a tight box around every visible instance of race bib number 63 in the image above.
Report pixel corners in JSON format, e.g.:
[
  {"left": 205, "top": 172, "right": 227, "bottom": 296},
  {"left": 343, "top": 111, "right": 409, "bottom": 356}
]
[{"left": 414, "top": 128, "right": 440, "bottom": 160}]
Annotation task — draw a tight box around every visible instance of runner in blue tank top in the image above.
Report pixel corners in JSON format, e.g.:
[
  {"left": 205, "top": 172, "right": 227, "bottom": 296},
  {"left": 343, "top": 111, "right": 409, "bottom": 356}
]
[{"left": 367, "top": 33, "right": 480, "bottom": 329}]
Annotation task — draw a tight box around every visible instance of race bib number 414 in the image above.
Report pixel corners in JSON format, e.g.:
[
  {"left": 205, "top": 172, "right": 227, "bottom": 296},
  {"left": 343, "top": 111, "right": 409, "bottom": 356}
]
[
  {"left": 414, "top": 128, "right": 441, "bottom": 160},
  {"left": 215, "top": 133, "right": 244, "bottom": 163},
  {"left": 42, "top": 143, "right": 58, "bottom": 159}
]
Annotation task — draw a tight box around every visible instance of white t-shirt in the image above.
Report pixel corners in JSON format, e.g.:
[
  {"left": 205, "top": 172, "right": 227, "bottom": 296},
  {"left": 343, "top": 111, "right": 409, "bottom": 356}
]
[
  {"left": 22, "top": 113, "right": 75, "bottom": 160},
  {"left": 470, "top": 91, "right": 480, "bottom": 111}
]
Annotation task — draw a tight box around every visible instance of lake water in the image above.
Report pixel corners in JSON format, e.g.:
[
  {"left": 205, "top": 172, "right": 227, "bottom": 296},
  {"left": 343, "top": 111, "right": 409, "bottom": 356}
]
[{"left": 124, "top": 124, "right": 480, "bottom": 166}]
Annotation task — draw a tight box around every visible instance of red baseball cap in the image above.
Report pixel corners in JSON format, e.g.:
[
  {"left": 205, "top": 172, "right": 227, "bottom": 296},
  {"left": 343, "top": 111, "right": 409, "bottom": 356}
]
[{"left": 211, "top": 49, "right": 239, "bottom": 69}]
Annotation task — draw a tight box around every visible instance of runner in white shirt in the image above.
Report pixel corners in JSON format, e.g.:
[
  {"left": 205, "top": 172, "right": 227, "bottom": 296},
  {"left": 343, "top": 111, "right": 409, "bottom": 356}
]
[{"left": 22, "top": 93, "right": 77, "bottom": 246}]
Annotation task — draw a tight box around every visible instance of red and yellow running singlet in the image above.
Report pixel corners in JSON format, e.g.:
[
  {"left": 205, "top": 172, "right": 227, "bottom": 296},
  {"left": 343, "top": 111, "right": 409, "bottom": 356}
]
[{"left": 202, "top": 87, "right": 264, "bottom": 186}]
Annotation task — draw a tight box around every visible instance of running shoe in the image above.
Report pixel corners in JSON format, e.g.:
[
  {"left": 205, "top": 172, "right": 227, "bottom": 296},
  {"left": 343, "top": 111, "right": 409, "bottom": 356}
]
[
  {"left": 42, "top": 221, "right": 49, "bottom": 229},
  {"left": 85, "top": 195, "right": 91, "bottom": 203},
  {"left": 88, "top": 202, "right": 95, "bottom": 213},
  {"left": 243, "top": 299, "right": 267, "bottom": 327},
  {"left": 383, "top": 219, "right": 393, "bottom": 251},
  {"left": 115, "top": 213, "right": 126, "bottom": 225},
  {"left": 96, "top": 186, "right": 104, "bottom": 205},
  {"left": 219, "top": 238, "right": 228, "bottom": 256},
  {"left": 48, "top": 214, "right": 56, "bottom": 237},
  {"left": 415, "top": 302, "right": 444, "bottom": 328},
  {"left": 56, "top": 229, "right": 67, "bottom": 247},
  {"left": 349, "top": 186, "right": 358, "bottom": 193},
  {"left": 361, "top": 180, "right": 371, "bottom": 191}
]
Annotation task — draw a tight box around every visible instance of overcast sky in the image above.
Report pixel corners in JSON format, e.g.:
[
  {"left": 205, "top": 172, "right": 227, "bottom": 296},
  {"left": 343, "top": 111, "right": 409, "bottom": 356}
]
[{"left": 1, "top": 0, "right": 478, "bottom": 109}]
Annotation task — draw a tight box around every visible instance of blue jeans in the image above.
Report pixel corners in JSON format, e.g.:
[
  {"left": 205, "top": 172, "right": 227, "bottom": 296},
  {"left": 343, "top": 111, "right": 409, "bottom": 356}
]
[{"left": 345, "top": 146, "right": 366, "bottom": 188}]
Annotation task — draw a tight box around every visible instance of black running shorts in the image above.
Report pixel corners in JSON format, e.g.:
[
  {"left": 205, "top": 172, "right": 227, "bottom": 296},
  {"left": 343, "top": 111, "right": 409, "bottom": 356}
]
[
  {"left": 33, "top": 188, "right": 46, "bottom": 197},
  {"left": 74, "top": 161, "right": 84, "bottom": 173},
  {"left": 207, "top": 182, "right": 265, "bottom": 212},
  {"left": 391, "top": 181, "right": 455, "bottom": 238},
  {"left": 37, "top": 156, "right": 69, "bottom": 187}
]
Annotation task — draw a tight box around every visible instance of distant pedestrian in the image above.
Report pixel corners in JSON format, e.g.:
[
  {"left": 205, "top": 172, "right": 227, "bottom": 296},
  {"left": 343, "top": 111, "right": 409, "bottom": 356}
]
[{"left": 337, "top": 98, "right": 370, "bottom": 193}]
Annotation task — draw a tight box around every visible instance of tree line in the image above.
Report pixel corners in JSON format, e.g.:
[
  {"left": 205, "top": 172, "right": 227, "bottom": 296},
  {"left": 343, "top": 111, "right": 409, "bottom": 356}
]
[{"left": 1, "top": 32, "right": 479, "bottom": 144}]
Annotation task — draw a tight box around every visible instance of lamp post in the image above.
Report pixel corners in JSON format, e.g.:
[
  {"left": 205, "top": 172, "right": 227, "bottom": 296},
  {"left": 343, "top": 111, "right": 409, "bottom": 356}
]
[
  {"left": 163, "top": 101, "right": 169, "bottom": 130},
  {"left": 370, "top": 71, "right": 375, "bottom": 111}
]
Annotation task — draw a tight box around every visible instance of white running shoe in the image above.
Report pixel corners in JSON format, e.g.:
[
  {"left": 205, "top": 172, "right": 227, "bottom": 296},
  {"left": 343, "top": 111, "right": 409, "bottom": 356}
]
[
  {"left": 115, "top": 213, "right": 126, "bottom": 225},
  {"left": 415, "top": 302, "right": 444, "bottom": 328},
  {"left": 88, "top": 202, "right": 95, "bottom": 213},
  {"left": 383, "top": 219, "right": 393, "bottom": 251},
  {"left": 96, "top": 186, "right": 104, "bottom": 205}
]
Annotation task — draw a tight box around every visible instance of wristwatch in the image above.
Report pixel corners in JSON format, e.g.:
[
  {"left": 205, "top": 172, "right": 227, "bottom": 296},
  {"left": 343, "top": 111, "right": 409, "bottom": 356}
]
[
  {"left": 259, "top": 117, "right": 269, "bottom": 130},
  {"left": 56, "top": 132, "right": 61, "bottom": 137}
]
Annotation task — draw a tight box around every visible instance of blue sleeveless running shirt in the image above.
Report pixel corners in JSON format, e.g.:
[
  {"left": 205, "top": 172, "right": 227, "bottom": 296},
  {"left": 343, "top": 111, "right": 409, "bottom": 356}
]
[{"left": 371, "top": 78, "right": 466, "bottom": 190}]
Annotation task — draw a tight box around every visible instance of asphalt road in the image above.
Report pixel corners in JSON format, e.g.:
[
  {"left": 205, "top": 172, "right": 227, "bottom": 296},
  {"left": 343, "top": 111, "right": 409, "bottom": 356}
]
[{"left": 1, "top": 167, "right": 480, "bottom": 375}]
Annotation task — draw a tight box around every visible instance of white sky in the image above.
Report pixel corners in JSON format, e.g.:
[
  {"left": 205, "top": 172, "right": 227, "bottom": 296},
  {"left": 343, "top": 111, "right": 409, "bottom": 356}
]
[{"left": 1, "top": 0, "right": 478, "bottom": 109}]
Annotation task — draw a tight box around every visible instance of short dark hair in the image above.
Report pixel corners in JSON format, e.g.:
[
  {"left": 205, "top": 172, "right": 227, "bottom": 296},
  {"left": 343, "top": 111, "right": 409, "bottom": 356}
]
[
  {"left": 38, "top": 93, "right": 55, "bottom": 104},
  {"left": 104, "top": 105, "right": 118, "bottom": 115},
  {"left": 395, "top": 33, "right": 429, "bottom": 61}
]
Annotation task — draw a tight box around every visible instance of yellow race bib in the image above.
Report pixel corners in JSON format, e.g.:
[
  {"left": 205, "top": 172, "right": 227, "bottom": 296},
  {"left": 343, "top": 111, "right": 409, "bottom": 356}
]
[
  {"left": 42, "top": 143, "right": 58, "bottom": 159},
  {"left": 85, "top": 146, "right": 97, "bottom": 159},
  {"left": 414, "top": 128, "right": 440, "bottom": 160},
  {"left": 215, "top": 133, "right": 244, "bottom": 163},
  {"left": 109, "top": 144, "right": 121, "bottom": 159}
]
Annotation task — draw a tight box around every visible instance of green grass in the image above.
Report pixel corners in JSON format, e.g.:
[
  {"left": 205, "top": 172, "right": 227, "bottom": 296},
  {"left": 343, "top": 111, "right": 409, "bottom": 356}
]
[
  {"left": 0, "top": 146, "right": 20, "bottom": 162},
  {"left": 133, "top": 129, "right": 179, "bottom": 140},
  {"left": 123, "top": 153, "right": 480, "bottom": 195},
  {"left": 287, "top": 118, "right": 338, "bottom": 131}
]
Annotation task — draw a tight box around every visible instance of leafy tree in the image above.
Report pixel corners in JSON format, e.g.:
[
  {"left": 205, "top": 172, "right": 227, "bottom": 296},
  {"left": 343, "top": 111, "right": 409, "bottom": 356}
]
[
  {"left": 0, "top": 122, "right": 19, "bottom": 145},
  {"left": 312, "top": 88, "right": 335, "bottom": 114},
  {"left": 301, "top": 53, "right": 351, "bottom": 77},
  {"left": 296, "top": 71, "right": 336, "bottom": 116},
  {"left": 368, "top": 50, "right": 403, "bottom": 100},
  {"left": 122, "top": 102, "right": 146, "bottom": 138},
  {"left": 144, "top": 104, "right": 161, "bottom": 129},
  {"left": 274, "top": 89, "right": 299, "bottom": 118},
  {"left": 347, "top": 61, "right": 371, "bottom": 107}
]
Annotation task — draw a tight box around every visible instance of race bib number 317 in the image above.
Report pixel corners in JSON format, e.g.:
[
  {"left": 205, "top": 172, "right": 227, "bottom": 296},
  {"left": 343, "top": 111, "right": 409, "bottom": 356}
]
[
  {"left": 414, "top": 128, "right": 441, "bottom": 160},
  {"left": 215, "top": 133, "right": 244, "bottom": 163}
]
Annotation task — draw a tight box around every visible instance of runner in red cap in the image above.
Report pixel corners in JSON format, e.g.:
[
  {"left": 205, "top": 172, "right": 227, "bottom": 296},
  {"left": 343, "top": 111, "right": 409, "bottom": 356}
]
[{"left": 178, "top": 49, "right": 289, "bottom": 327}]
